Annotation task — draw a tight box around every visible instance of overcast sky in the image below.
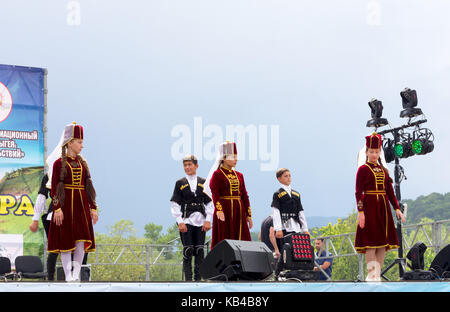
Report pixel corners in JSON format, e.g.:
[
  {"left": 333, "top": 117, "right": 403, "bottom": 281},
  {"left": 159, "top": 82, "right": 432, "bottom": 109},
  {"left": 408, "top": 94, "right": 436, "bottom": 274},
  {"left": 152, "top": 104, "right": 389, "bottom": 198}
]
[{"left": 1, "top": 0, "right": 449, "bottom": 235}]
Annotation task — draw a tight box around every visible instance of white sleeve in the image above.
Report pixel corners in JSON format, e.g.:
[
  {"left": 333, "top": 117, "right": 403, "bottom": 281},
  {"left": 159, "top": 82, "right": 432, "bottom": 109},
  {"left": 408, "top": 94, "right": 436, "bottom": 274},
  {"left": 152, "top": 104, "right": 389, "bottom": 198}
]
[
  {"left": 299, "top": 210, "right": 308, "bottom": 232},
  {"left": 170, "top": 201, "right": 184, "bottom": 224},
  {"left": 32, "top": 194, "right": 47, "bottom": 221},
  {"left": 272, "top": 207, "right": 282, "bottom": 231},
  {"left": 205, "top": 201, "right": 214, "bottom": 223}
]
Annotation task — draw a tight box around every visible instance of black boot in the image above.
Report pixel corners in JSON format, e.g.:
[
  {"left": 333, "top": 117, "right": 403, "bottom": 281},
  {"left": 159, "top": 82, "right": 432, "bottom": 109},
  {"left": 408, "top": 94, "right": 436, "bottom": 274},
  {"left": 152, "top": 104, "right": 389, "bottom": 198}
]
[
  {"left": 194, "top": 245, "right": 204, "bottom": 281},
  {"left": 182, "top": 245, "right": 194, "bottom": 281},
  {"left": 47, "top": 252, "right": 58, "bottom": 281}
]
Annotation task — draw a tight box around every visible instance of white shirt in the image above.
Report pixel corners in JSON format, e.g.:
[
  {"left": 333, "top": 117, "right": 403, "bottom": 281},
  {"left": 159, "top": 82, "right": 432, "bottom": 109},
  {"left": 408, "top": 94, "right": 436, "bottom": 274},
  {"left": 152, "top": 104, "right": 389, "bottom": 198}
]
[
  {"left": 32, "top": 193, "right": 52, "bottom": 221},
  {"left": 272, "top": 183, "right": 308, "bottom": 233},
  {"left": 170, "top": 174, "right": 214, "bottom": 227}
]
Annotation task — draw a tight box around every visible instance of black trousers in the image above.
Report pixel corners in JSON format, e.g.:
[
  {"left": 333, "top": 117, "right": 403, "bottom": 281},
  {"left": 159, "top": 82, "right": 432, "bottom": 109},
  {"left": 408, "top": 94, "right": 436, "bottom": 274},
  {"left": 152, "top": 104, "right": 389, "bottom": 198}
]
[
  {"left": 42, "top": 213, "right": 88, "bottom": 281},
  {"left": 179, "top": 224, "right": 206, "bottom": 281}
]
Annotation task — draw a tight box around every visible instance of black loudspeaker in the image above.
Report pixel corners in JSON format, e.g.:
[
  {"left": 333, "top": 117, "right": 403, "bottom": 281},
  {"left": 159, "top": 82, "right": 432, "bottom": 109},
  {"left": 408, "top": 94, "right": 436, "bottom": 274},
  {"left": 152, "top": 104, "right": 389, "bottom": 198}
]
[
  {"left": 199, "top": 240, "right": 274, "bottom": 281},
  {"left": 429, "top": 244, "right": 450, "bottom": 278}
]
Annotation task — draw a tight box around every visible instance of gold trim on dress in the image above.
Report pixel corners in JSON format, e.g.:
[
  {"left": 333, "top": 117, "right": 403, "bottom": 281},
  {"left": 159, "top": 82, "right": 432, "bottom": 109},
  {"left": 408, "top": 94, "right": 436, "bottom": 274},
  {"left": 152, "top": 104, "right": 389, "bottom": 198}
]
[
  {"left": 364, "top": 190, "right": 386, "bottom": 195},
  {"left": 355, "top": 244, "right": 399, "bottom": 254},
  {"left": 67, "top": 159, "right": 83, "bottom": 186},
  {"left": 220, "top": 168, "right": 240, "bottom": 194},
  {"left": 64, "top": 184, "right": 84, "bottom": 190},
  {"left": 365, "top": 163, "right": 385, "bottom": 191},
  {"left": 48, "top": 239, "right": 95, "bottom": 254},
  {"left": 215, "top": 201, "right": 223, "bottom": 211},
  {"left": 220, "top": 196, "right": 241, "bottom": 200},
  {"left": 79, "top": 189, "right": 90, "bottom": 233}
]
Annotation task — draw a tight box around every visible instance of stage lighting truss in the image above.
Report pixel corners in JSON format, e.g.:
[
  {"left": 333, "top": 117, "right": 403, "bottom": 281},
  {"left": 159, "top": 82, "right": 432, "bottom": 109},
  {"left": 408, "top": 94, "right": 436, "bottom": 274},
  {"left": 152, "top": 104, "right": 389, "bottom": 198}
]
[{"left": 411, "top": 128, "right": 434, "bottom": 155}]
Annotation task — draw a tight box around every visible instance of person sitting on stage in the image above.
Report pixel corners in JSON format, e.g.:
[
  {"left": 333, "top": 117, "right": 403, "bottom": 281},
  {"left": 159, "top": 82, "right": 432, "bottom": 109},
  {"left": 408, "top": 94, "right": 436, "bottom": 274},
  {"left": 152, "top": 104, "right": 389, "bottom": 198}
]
[
  {"left": 258, "top": 215, "right": 280, "bottom": 259},
  {"left": 354, "top": 132, "right": 405, "bottom": 282},
  {"left": 204, "top": 141, "right": 253, "bottom": 249},
  {"left": 313, "top": 238, "right": 333, "bottom": 280},
  {"left": 271, "top": 168, "right": 310, "bottom": 278},
  {"left": 170, "top": 155, "right": 214, "bottom": 281}
]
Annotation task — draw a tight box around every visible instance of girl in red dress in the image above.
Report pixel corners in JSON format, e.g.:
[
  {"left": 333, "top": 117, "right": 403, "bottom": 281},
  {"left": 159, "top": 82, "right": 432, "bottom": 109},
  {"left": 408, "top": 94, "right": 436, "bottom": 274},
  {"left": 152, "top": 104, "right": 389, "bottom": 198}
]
[
  {"left": 47, "top": 123, "right": 98, "bottom": 282},
  {"left": 355, "top": 132, "right": 405, "bottom": 281},
  {"left": 204, "top": 142, "right": 253, "bottom": 249}
]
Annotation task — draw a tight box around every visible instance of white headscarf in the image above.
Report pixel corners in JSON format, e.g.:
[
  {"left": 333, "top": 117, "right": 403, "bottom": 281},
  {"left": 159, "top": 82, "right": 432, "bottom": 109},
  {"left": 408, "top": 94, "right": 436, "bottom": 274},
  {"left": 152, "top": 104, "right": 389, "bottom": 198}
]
[
  {"left": 45, "top": 123, "right": 81, "bottom": 188},
  {"left": 356, "top": 135, "right": 388, "bottom": 168},
  {"left": 203, "top": 141, "right": 236, "bottom": 199}
]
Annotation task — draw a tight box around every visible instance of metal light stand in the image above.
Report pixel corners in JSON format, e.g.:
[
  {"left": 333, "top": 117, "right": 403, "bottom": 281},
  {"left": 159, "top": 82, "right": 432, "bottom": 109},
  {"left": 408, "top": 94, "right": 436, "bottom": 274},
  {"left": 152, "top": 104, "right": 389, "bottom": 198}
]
[{"left": 378, "top": 119, "right": 427, "bottom": 280}]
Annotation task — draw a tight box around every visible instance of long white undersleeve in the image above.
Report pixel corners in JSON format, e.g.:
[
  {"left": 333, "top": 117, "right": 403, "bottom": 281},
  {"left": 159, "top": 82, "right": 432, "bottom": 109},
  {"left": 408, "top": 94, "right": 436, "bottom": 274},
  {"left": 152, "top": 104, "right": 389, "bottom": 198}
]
[
  {"left": 32, "top": 194, "right": 47, "bottom": 221},
  {"left": 299, "top": 210, "right": 308, "bottom": 232},
  {"left": 170, "top": 201, "right": 184, "bottom": 225},
  {"left": 171, "top": 201, "right": 211, "bottom": 227},
  {"left": 205, "top": 201, "right": 214, "bottom": 223},
  {"left": 272, "top": 207, "right": 282, "bottom": 231}
]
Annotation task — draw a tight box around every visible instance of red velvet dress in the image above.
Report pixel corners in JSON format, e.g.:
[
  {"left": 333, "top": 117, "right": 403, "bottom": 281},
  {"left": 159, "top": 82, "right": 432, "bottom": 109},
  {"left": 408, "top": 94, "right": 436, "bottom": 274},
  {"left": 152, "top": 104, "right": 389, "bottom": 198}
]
[
  {"left": 210, "top": 166, "right": 252, "bottom": 248},
  {"left": 47, "top": 156, "right": 96, "bottom": 253},
  {"left": 354, "top": 161, "right": 400, "bottom": 254}
]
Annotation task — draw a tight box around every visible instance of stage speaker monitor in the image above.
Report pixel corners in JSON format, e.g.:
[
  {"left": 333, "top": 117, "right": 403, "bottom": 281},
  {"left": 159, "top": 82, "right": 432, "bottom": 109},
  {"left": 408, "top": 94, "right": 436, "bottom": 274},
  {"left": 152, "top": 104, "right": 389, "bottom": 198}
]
[
  {"left": 429, "top": 244, "right": 450, "bottom": 278},
  {"left": 200, "top": 239, "right": 274, "bottom": 281}
]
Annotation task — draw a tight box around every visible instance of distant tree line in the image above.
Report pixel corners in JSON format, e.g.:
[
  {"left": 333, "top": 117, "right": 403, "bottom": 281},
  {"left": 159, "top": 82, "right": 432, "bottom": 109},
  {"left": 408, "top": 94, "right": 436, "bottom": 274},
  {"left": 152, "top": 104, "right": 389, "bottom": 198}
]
[{"left": 404, "top": 192, "right": 450, "bottom": 223}]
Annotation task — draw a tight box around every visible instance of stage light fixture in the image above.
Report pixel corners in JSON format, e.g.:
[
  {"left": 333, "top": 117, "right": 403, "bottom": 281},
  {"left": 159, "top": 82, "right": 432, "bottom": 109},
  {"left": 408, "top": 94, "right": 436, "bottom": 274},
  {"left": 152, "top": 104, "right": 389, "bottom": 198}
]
[
  {"left": 394, "top": 142, "right": 404, "bottom": 158},
  {"left": 400, "top": 88, "right": 423, "bottom": 118},
  {"left": 406, "top": 242, "right": 427, "bottom": 270},
  {"left": 412, "top": 128, "right": 435, "bottom": 156},
  {"left": 394, "top": 141, "right": 414, "bottom": 159},
  {"left": 394, "top": 133, "right": 414, "bottom": 159},
  {"left": 403, "top": 241, "right": 438, "bottom": 280},
  {"left": 383, "top": 138, "right": 395, "bottom": 163},
  {"left": 282, "top": 233, "right": 315, "bottom": 271},
  {"left": 411, "top": 139, "right": 423, "bottom": 154},
  {"left": 366, "top": 98, "right": 388, "bottom": 128}
]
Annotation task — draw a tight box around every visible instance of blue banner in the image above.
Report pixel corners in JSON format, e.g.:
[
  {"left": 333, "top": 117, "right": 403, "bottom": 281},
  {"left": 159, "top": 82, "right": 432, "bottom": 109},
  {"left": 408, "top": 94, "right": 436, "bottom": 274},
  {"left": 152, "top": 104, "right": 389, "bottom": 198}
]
[{"left": 0, "top": 64, "right": 46, "bottom": 266}]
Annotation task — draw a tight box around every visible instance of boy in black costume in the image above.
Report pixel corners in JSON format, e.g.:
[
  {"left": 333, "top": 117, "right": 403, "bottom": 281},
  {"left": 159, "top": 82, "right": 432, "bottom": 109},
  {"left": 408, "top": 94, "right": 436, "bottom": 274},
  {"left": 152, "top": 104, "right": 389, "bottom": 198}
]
[
  {"left": 271, "top": 168, "right": 310, "bottom": 278},
  {"left": 170, "top": 155, "right": 214, "bottom": 281}
]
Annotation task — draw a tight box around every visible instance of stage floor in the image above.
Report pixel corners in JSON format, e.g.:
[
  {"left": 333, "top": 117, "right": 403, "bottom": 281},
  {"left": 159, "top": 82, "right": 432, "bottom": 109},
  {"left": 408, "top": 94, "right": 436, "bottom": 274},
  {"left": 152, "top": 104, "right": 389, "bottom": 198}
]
[{"left": 1, "top": 281, "right": 449, "bottom": 292}]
